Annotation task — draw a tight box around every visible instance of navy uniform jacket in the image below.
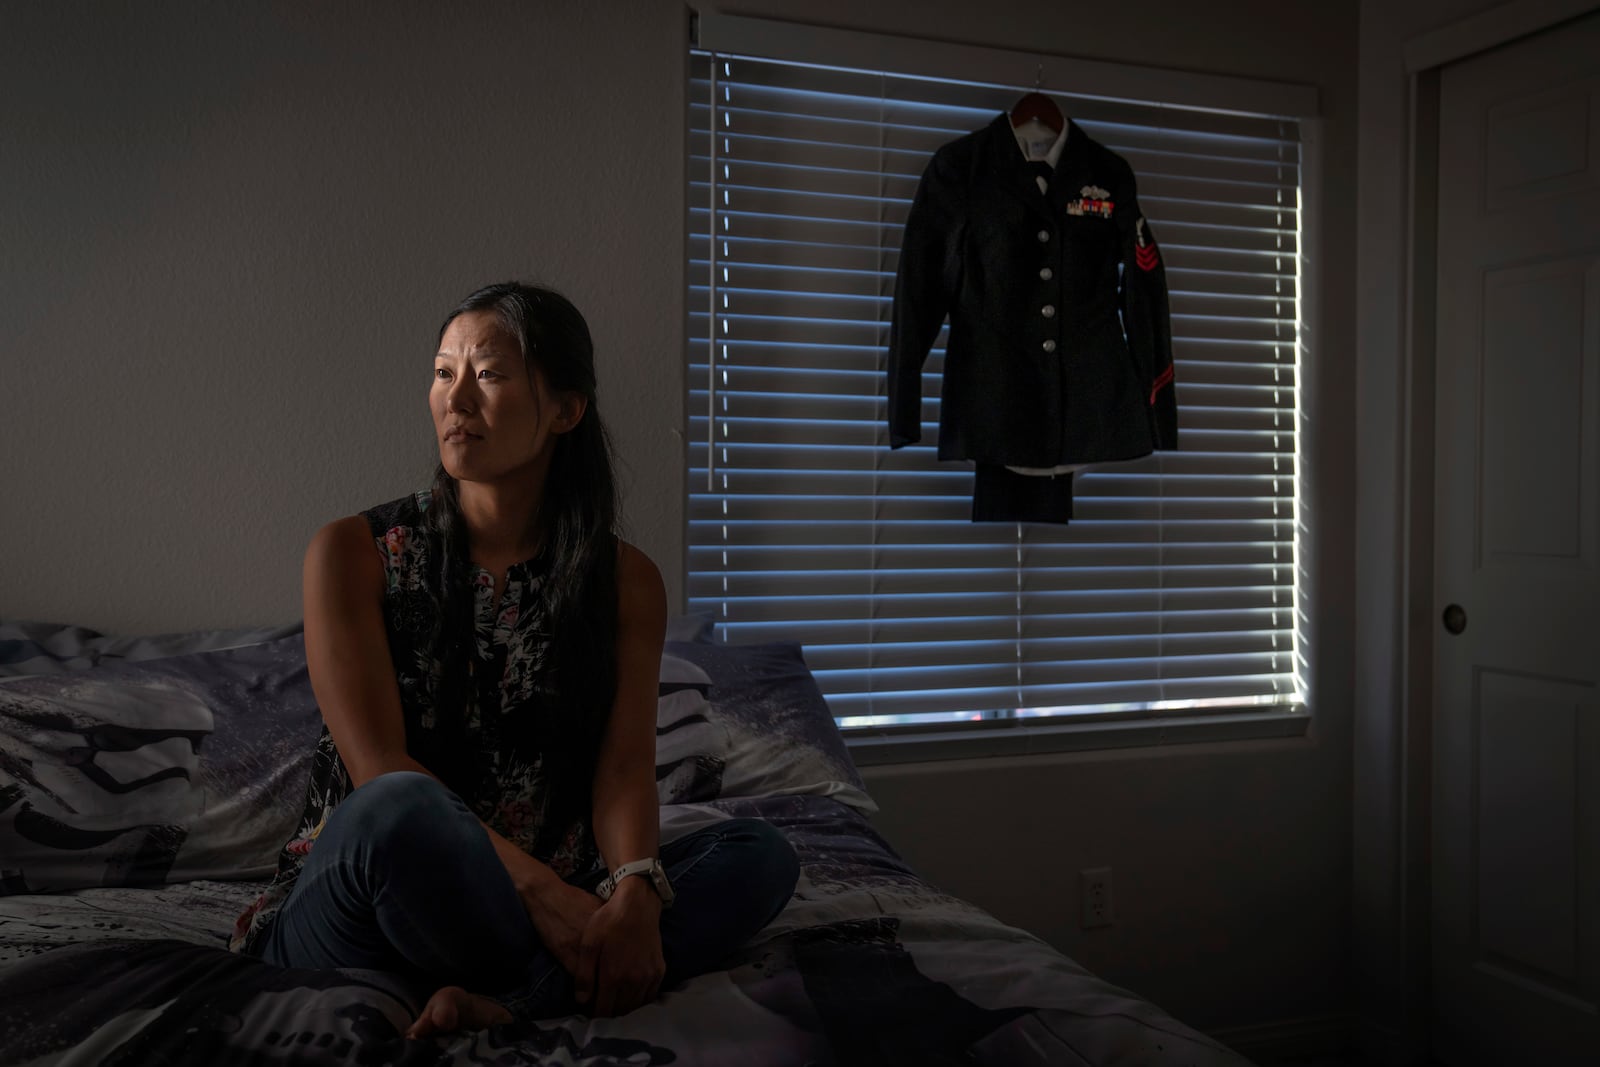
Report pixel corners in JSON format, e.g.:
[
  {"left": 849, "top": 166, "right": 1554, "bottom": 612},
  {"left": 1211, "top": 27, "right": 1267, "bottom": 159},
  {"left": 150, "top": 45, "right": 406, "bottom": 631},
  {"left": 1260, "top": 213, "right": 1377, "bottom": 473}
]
[{"left": 887, "top": 114, "right": 1177, "bottom": 465}]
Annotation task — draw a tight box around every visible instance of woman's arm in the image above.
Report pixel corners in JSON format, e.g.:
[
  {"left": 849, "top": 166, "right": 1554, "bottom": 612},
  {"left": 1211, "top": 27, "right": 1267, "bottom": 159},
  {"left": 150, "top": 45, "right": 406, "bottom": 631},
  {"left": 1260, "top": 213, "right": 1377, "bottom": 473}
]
[
  {"left": 301, "top": 517, "right": 415, "bottom": 785},
  {"left": 301, "top": 517, "right": 565, "bottom": 902},
  {"left": 589, "top": 541, "right": 669, "bottom": 880},
  {"left": 575, "top": 540, "right": 669, "bottom": 1015}
]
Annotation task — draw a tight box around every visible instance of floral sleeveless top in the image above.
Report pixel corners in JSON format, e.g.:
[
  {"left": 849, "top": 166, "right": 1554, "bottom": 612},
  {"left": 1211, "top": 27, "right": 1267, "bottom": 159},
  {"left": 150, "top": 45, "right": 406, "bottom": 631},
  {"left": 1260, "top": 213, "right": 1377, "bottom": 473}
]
[{"left": 230, "top": 489, "right": 601, "bottom": 955}]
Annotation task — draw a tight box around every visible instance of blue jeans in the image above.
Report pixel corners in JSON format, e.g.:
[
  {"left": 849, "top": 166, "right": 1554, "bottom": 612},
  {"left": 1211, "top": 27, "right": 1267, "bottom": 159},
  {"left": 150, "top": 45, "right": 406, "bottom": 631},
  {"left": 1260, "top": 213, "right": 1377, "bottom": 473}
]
[{"left": 261, "top": 771, "right": 799, "bottom": 1021}]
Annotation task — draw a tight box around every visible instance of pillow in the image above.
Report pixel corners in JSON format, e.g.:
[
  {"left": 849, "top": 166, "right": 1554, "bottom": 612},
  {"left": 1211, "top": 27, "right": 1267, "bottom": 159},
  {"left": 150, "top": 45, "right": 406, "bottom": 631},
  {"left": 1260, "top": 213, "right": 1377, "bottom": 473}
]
[
  {"left": 655, "top": 641, "right": 876, "bottom": 815},
  {"left": 654, "top": 652, "right": 729, "bottom": 807},
  {"left": 0, "top": 635, "right": 322, "bottom": 895},
  {"left": 663, "top": 612, "right": 716, "bottom": 644},
  {"left": 0, "top": 618, "right": 303, "bottom": 678}
]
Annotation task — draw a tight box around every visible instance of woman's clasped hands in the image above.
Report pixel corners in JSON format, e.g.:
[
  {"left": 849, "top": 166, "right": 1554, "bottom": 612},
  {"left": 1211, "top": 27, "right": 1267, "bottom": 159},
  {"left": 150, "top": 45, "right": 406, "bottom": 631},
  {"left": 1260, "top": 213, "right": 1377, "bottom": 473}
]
[{"left": 408, "top": 872, "right": 664, "bottom": 1039}]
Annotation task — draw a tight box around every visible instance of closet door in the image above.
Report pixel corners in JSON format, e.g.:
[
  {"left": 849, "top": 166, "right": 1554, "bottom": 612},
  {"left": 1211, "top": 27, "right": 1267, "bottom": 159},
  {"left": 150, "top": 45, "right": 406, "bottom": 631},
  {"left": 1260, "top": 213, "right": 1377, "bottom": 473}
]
[{"left": 1431, "top": 11, "right": 1600, "bottom": 1065}]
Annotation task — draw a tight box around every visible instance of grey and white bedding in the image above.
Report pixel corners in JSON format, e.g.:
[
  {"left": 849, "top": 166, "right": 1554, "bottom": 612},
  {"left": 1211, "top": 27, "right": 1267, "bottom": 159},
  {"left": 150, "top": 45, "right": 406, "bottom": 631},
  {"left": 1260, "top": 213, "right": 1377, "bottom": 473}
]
[{"left": 0, "top": 617, "right": 1251, "bottom": 1066}]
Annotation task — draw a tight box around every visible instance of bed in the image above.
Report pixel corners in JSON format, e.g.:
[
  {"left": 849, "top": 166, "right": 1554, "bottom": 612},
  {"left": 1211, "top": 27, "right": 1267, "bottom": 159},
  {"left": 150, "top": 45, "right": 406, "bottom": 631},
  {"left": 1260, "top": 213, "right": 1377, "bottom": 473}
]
[{"left": 0, "top": 615, "right": 1252, "bottom": 1066}]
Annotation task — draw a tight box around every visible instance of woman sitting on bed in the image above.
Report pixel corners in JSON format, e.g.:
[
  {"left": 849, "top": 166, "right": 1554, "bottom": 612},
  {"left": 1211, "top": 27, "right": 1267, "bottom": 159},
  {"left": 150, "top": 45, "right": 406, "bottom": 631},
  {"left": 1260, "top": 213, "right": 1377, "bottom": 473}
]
[{"left": 229, "top": 282, "right": 799, "bottom": 1036}]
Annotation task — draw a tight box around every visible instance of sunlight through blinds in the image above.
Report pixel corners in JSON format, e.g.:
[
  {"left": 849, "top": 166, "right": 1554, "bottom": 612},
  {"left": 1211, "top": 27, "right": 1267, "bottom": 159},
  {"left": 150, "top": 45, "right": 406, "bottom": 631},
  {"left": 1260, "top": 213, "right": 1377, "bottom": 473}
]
[{"left": 687, "top": 51, "right": 1306, "bottom": 728}]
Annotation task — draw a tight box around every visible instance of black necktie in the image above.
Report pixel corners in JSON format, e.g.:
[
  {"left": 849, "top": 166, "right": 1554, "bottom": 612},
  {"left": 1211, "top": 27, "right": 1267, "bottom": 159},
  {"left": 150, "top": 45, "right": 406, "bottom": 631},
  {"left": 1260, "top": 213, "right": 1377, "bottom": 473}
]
[{"left": 1027, "top": 160, "right": 1052, "bottom": 190}]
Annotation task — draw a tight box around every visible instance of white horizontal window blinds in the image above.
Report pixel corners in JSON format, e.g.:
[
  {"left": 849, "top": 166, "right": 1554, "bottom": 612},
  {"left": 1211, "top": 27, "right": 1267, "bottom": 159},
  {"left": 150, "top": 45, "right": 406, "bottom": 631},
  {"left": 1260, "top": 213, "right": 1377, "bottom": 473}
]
[{"left": 688, "top": 51, "right": 1304, "bottom": 727}]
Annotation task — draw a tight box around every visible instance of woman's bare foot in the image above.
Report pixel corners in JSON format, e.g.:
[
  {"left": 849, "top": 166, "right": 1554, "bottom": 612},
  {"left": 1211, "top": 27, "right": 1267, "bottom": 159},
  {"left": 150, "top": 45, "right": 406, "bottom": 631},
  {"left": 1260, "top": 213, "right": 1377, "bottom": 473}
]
[{"left": 405, "top": 985, "right": 513, "bottom": 1039}]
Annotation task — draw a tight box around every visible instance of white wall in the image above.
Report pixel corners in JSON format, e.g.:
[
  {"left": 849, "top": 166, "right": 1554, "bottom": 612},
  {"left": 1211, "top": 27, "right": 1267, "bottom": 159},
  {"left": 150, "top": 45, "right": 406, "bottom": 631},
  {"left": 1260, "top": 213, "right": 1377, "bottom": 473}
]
[
  {"left": 0, "top": 0, "right": 1359, "bottom": 1044},
  {"left": 1, "top": 0, "right": 689, "bottom": 631}
]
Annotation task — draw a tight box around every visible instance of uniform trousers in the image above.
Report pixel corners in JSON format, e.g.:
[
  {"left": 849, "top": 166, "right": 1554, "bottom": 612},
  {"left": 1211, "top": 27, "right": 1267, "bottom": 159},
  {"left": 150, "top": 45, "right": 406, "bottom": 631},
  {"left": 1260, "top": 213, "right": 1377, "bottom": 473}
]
[{"left": 971, "top": 464, "right": 1076, "bottom": 524}]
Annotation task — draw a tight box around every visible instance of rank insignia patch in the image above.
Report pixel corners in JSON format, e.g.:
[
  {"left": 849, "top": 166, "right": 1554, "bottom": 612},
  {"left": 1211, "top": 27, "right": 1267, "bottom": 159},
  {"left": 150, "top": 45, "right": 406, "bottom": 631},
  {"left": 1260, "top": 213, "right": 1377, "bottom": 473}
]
[{"left": 1134, "top": 217, "right": 1160, "bottom": 271}]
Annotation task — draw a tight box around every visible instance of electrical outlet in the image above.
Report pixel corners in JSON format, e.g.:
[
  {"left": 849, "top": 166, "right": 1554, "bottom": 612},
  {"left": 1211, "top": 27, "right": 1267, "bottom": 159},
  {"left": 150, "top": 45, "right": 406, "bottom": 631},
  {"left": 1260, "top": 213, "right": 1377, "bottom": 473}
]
[{"left": 1080, "top": 866, "right": 1114, "bottom": 929}]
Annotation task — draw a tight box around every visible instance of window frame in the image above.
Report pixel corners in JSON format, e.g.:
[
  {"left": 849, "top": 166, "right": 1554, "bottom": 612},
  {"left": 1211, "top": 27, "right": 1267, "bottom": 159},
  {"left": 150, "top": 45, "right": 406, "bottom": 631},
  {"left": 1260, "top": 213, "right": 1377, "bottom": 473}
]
[{"left": 686, "top": 14, "right": 1324, "bottom": 764}]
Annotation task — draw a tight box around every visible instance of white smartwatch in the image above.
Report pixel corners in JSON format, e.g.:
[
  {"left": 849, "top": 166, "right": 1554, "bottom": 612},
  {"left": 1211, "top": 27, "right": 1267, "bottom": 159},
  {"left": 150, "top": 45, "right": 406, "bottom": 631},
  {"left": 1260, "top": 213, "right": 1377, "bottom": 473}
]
[{"left": 595, "top": 857, "right": 675, "bottom": 909}]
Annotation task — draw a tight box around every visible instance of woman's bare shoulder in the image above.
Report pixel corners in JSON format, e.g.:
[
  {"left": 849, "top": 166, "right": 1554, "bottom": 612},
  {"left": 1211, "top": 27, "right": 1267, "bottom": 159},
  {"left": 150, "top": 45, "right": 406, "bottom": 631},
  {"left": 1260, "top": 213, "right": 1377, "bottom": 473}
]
[
  {"left": 615, "top": 539, "right": 660, "bottom": 580},
  {"left": 307, "top": 515, "right": 377, "bottom": 558},
  {"left": 304, "top": 515, "right": 384, "bottom": 592}
]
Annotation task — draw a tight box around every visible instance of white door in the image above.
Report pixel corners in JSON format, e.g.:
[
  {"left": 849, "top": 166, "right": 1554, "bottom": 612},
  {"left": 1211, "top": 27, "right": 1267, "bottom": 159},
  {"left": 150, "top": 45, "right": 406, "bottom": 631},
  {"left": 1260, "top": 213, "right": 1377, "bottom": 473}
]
[{"left": 1433, "top": 11, "right": 1600, "bottom": 1066}]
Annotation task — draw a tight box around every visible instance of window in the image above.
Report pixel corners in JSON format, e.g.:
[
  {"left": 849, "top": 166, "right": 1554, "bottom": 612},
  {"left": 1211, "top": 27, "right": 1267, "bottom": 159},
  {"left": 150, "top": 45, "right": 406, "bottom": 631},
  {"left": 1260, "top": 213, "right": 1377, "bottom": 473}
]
[{"left": 687, "top": 19, "right": 1312, "bottom": 749}]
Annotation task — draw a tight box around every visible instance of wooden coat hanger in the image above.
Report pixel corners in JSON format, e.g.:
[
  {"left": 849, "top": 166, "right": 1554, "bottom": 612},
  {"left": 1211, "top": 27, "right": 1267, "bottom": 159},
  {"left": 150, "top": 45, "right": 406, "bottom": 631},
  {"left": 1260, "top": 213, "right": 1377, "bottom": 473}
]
[{"left": 1010, "top": 64, "right": 1065, "bottom": 135}]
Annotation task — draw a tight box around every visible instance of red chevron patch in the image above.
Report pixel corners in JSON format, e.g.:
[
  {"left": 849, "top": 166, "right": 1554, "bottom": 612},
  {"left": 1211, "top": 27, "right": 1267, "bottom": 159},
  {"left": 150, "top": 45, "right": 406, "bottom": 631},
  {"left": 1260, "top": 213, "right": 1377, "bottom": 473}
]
[
  {"left": 1135, "top": 244, "right": 1160, "bottom": 272},
  {"left": 1149, "top": 365, "right": 1174, "bottom": 405}
]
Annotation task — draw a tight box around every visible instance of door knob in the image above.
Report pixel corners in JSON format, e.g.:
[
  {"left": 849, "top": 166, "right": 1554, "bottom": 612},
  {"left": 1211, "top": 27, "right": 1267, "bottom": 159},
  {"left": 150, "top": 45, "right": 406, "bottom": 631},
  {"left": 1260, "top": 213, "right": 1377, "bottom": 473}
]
[{"left": 1442, "top": 603, "right": 1467, "bottom": 635}]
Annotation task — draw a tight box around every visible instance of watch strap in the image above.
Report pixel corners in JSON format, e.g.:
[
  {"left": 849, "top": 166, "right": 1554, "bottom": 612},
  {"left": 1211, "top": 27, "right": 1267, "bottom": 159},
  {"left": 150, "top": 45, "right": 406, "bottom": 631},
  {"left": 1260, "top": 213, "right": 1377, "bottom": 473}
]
[{"left": 596, "top": 858, "right": 674, "bottom": 908}]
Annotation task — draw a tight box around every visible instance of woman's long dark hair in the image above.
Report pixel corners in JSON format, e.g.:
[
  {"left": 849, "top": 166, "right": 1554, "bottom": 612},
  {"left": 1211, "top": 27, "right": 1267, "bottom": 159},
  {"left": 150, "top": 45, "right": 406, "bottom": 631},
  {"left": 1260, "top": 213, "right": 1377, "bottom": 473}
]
[{"left": 420, "top": 282, "right": 619, "bottom": 803}]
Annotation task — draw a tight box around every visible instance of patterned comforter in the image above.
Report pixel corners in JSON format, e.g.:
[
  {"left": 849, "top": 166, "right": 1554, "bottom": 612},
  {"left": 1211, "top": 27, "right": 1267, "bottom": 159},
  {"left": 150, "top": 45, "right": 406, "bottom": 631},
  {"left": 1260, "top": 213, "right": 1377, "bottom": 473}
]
[
  {"left": 0, "top": 794, "right": 1250, "bottom": 1066},
  {"left": 0, "top": 619, "right": 1251, "bottom": 1065}
]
